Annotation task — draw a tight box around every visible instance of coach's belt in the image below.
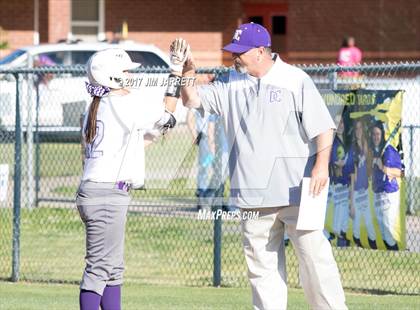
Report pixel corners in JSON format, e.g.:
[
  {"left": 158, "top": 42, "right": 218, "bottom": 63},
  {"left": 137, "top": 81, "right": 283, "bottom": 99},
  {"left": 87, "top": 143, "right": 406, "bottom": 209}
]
[{"left": 116, "top": 181, "right": 131, "bottom": 192}]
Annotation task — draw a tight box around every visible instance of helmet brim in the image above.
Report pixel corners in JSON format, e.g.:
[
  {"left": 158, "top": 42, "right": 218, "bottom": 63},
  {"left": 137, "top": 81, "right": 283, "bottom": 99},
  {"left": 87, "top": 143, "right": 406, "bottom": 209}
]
[{"left": 126, "top": 62, "right": 141, "bottom": 70}]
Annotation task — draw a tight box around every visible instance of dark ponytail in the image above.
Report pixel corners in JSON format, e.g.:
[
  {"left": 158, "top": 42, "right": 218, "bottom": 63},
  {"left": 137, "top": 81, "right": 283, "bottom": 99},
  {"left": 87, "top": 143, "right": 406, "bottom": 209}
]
[{"left": 85, "top": 96, "right": 101, "bottom": 144}]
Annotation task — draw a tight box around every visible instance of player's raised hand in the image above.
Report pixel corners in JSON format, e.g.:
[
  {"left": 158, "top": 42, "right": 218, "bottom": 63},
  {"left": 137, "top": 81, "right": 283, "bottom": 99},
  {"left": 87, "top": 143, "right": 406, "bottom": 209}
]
[
  {"left": 183, "top": 48, "right": 197, "bottom": 74},
  {"left": 169, "top": 38, "right": 190, "bottom": 73}
]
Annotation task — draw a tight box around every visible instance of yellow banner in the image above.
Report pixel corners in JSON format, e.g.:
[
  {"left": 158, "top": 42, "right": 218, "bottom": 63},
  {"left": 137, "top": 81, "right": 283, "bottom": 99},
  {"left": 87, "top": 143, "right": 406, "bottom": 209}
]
[{"left": 322, "top": 89, "right": 405, "bottom": 251}]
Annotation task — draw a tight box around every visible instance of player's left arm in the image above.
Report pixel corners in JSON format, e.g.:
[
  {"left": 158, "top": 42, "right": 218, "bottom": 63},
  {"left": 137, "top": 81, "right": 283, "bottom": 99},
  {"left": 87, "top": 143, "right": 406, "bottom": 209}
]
[
  {"left": 382, "top": 146, "right": 402, "bottom": 179},
  {"left": 154, "top": 38, "right": 191, "bottom": 136},
  {"left": 154, "top": 96, "right": 178, "bottom": 136},
  {"left": 153, "top": 79, "right": 179, "bottom": 135},
  {"left": 310, "top": 129, "right": 334, "bottom": 196},
  {"left": 383, "top": 167, "right": 401, "bottom": 179},
  {"left": 144, "top": 132, "right": 156, "bottom": 148}
]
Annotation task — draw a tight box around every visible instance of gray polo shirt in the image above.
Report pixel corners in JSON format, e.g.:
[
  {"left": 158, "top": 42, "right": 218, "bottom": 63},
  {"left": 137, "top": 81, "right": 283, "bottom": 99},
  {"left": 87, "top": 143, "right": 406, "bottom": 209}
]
[{"left": 198, "top": 55, "right": 335, "bottom": 208}]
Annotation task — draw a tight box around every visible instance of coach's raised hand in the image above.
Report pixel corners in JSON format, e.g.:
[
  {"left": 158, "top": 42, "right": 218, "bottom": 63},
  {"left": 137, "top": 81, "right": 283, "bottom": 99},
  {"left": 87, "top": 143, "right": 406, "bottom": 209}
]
[{"left": 169, "top": 38, "right": 190, "bottom": 73}]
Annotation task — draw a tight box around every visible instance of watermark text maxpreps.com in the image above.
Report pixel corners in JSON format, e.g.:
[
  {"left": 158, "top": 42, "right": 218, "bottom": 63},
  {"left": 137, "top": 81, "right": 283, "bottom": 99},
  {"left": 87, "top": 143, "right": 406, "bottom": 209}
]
[{"left": 197, "top": 209, "right": 259, "bottom": 221}]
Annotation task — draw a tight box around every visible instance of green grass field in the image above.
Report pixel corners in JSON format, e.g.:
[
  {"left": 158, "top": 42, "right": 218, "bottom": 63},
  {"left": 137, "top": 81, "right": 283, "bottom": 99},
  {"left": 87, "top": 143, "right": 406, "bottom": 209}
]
[
  {"left": 1, "top": 281, "right": 419, "bottom": 310},
  {"left": 1, "top": 127, "right": 420, "bottom": 302},
  {"left": 1, "top": 207, "right": 419, "bottom": 295},
  {"left": 1, "top": 128, "right": 419, "bottom": 215}
]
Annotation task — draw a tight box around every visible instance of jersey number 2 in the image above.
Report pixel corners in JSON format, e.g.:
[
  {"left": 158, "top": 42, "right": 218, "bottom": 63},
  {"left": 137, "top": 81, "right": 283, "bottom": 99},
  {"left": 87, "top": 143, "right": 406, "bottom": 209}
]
[{"left": 85, "top": 120, "right": 104, "bottom": 159}]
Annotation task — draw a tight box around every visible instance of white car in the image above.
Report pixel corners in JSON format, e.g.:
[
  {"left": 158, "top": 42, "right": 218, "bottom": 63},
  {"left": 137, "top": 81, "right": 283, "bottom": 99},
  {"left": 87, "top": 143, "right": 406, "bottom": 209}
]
[
  {"left": 0, "top": 41, "right": 176, "bottom": 141},
  {"left": 0, "top": 41, "right": 170, "bottom": 69}
]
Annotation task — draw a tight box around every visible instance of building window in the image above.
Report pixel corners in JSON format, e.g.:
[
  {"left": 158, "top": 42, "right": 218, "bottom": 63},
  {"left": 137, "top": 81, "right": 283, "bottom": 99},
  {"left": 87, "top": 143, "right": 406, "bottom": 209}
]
[
  {"left": 243, "top": 4, "right": 288, "bottom": 55},
  {"left": 272, "top": 16, "right": 287, "bottom": 35},
  {"left": 71, "top": 0, "right": 105, "bottom": 42},
  {"left": 248, "top": 16, "right": 264, "bottom": 25}
]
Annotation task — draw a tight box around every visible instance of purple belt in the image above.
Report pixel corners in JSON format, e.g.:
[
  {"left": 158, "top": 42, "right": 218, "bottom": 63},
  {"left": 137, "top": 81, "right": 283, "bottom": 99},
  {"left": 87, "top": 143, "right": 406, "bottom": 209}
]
[{"left": 116, "top": 181, "right": 131, "bottom": 192}]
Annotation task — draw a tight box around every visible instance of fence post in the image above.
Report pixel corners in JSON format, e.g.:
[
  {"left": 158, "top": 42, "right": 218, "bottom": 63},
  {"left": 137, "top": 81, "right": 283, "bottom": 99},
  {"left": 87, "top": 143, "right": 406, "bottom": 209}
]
[
  {"left": 12, "top": 73, "right": 22, "bottom": 282},
  {"left": 213, "top": 210, "right": 222, "bottom": 287},
  {"left": 407, "top": 125, "right": 414, "bottom": 215},
  {"left": 34, "top": 81, "right": 40, "bottom": 207},
  {"left": 25, "top": 73, "right": 35, "bottom": 209},
  {"left": 213, "top": 186, "right": 223, "bottom": 287}
]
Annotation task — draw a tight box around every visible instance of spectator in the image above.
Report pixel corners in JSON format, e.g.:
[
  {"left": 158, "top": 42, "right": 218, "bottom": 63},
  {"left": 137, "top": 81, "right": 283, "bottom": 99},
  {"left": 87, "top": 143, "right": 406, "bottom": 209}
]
[
  {"left": 187, "top": 109, "right": 228, "bottom": 210},
  {"left": 33, "top": 54, "right": 56, "bottom": 85},
  {"left": 338, "top": 36, "right": 362, "bottom": 77}
]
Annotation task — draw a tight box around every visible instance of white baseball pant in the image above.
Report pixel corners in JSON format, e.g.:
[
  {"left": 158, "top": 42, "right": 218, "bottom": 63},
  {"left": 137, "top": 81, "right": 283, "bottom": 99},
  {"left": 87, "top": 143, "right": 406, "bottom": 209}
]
[
  {"left": 332, "top": 184, "right": 350, "bottom": 235},
  {"left": 373, "top": 190, "right": 400, "bottom": 246},
  {"left": 241, "top": 206, "right": 347, "bottom": 310},
  {"left": 352, "top": 188, "right": 376, "bottom": 241}
]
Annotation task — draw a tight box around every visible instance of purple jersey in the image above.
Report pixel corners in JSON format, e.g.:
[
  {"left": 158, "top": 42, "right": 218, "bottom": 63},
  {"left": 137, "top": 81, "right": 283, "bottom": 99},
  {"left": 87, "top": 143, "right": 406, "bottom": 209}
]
[
  {"left": 330, "top": 137, "right": 354, "bottom": 185},
  {"left": 372, "top": 145, "right": 401, "bottom": 193},
  {"left": 353, "top": 145, "right": 368, "bottom": 190}
]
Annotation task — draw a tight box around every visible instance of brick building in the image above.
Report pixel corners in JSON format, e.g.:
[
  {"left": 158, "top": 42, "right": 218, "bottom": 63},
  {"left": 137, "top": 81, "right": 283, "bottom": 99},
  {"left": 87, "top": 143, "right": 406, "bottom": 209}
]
[{"left": 0, "top": 0, "right": 419, "bottom": 66}]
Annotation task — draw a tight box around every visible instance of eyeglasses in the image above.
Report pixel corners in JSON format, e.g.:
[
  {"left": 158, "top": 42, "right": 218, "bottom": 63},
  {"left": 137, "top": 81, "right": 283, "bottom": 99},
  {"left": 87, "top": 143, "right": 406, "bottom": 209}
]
[
  {"left": 232, "top": 47, "right": 261, "bottom": 58},
  {"left": 232, "top": 52, "right": 245, "bottom": 58}
]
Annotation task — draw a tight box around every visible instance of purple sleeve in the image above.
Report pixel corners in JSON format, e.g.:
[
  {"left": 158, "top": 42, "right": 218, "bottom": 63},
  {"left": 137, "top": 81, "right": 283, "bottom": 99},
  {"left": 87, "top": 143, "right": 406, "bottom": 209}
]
[{"left": 383, "top": 146, "right": 402, "bottom": 169}]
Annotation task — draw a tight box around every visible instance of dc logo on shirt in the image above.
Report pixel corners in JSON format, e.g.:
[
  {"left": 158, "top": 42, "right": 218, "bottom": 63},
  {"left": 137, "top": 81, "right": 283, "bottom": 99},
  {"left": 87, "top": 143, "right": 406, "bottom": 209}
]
[
  {"left": 269, "top": 90, "right": 282, "bottom": 103},
  {"left": 233, "top": 30, "right": 242, "bottom": 41}
]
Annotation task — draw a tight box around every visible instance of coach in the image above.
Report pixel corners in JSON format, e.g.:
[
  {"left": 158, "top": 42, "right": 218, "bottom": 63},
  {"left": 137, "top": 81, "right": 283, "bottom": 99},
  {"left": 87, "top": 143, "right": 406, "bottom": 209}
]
[{"left": 174, "top": 23, "right": 347, "bottom": 310}]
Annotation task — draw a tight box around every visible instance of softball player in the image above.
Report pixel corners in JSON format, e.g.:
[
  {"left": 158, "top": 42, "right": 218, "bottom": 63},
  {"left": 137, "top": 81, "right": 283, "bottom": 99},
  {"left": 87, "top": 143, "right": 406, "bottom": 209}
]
[
  {"left": 187, "top": 109, "right": 215, "bottom": 209},
  {"left": 370, "top": 122, "right": 401, "bottom": 250},
  {"left": 330, "top": 117, "right": 354, "bottom": 246},
  {"left": 351, "top": 119, "right": 377, "bottom": 249},
  {"left": 76, "top": 48, "right": 180, "bottom": 310},
  {"left": 187, "top": 109, "right": 229, "bottom": 210},
  {"left": 177, "top": 23, "right": 347, "bottom": 310}
]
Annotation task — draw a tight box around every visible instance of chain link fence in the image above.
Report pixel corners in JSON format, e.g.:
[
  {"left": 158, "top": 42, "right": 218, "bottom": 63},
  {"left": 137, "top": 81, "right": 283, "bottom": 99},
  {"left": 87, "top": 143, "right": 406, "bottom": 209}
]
[{"left": 0, "top": 63, "right": 419, "bottom": 294}]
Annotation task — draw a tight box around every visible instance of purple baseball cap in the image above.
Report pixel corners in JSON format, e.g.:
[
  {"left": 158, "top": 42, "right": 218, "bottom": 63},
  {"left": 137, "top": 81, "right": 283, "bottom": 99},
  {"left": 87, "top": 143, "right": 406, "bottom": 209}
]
[{"left": 223, "top": 23, "right": 271, "bottom": 54}]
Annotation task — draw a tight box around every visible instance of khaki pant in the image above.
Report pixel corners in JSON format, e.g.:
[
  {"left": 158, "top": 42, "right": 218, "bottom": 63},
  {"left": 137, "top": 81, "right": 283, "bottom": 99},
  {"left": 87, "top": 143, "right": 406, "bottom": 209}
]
[{"left": 241, "top": 206, "right": 347, "bottom": 310}]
